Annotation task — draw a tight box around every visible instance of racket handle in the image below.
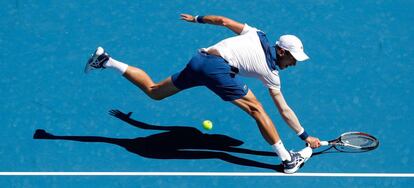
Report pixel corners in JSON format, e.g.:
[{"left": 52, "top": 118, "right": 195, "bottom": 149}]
[{"left": 320, "top": 141, "right": 329, "bottom": 146}]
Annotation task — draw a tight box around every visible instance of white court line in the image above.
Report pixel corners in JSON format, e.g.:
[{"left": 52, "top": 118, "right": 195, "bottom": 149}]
[{"left": 0, "top": 172, "right": 413, "bottom": 177}]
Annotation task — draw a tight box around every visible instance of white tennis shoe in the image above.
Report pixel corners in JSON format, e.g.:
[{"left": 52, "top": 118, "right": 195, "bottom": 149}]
[
  {"left": 84, "top": 47, "right": 110, "bottom": 73},
  {"left": 283, "top": 146, "right": 312, "bottom": 174}
]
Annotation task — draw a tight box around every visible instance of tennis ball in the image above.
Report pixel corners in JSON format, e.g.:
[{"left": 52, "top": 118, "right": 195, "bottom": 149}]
[{"left": 202, "top": 120, "right": 213, "bottom": 130}]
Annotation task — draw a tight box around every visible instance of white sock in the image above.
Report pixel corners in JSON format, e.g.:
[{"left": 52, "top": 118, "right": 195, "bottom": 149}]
[
  {"left": 104, "top": 57, "right": 128, "bottom": 74},
  {"left": 272, "top": 140, "right": 291, "bottom": 161}
]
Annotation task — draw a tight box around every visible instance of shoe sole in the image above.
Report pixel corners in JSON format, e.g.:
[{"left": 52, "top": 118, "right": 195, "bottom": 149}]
[{"left": 283, "top": 155, "right": 311, "bottom": 174}]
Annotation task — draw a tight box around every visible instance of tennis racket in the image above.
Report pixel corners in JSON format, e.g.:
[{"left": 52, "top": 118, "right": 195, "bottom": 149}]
[{"left": 319, "top": 132, "right": 379, "bottom": 153}]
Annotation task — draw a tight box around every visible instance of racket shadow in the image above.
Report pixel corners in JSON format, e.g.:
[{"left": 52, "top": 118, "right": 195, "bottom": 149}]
[
  {"left": 312, "top": 146, "right": 341, "bottom": 157},
  {"left": 33, "top": 109, "right": 282, "bottom": 172},
  {"left": 312, "top": 146, "right": 375, "bottom": 157}
]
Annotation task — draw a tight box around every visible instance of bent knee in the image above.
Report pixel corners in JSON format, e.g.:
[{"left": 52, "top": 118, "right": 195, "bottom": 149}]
[
  {"left": 246, "top": 102, "right": 265, "bottom": 117},
  {"left": 146, "top": 81, "right": 179, "bottom": 101},
  {"left": 148, "top": 90, "right": 166, "bottom": 101},
  {"left": 149, "top": 94, "right": 165, "bottom": 101},
  {"left": 250, "top": 108, "right": 265, "bottom": 119},
  {"left": 148, "top": 86, "right": 170, "bottom": 101}
]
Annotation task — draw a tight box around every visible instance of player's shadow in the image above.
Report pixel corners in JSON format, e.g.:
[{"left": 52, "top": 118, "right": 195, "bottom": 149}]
[
  {"left": 33, "top": 110, "right": 282, "bottom": 172},
  {"left": 312, "top": 148, "right": 339, "bottom": 156}
]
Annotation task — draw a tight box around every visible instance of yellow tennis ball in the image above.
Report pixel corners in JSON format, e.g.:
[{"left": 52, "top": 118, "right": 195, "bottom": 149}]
[{"left": 202, "top": 120, "right": 213, "bottom": 130}]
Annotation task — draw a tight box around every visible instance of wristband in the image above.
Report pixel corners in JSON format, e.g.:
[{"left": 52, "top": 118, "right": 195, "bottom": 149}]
[
  {"left": 194, "top": 15, "right": 205, "bottom": 24},
  {"left": 299, "top": 131, "right": 309, "bottom": 140}
]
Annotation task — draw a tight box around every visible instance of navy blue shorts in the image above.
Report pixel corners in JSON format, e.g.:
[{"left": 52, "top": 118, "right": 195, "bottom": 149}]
[{"left": 171, "top": 52, "right": 248, "bottom": 101}]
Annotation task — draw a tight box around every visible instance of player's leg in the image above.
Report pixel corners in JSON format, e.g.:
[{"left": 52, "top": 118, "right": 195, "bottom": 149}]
[
  {"left": 231, "top": 89, "right": 312, "bottom": 173},
  {"left": 85, "top": 47, "right": 181, "bottom": 100},
  {"left": 231, "top": 90, "right": 280, "bottom": 145},
  {"left": 123, "top": 67, "right": 180, "bottom": 100}
]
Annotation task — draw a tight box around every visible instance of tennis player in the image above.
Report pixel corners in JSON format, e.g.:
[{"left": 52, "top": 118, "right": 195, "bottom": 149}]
[{"left": 85, "top": 14, "right": 321, "bottom": 173}]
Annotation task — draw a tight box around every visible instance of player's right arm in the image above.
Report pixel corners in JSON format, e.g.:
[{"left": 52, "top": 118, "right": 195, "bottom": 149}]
[
  {"left": 180, "top": 13, "right": 245, "bottom": 35},
  {"left": 269, "top": 88, "right": 321, "bottom": 148}
]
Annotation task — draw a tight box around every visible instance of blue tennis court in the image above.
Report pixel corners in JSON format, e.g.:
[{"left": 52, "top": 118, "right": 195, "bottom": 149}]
[{"left": 1, "top": 0, "right": 413, "bottom": 187}]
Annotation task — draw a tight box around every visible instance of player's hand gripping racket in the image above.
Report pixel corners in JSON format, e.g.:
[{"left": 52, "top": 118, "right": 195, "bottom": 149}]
[{"left": 319, "top": 132, "right": 379, "bottom": 153}]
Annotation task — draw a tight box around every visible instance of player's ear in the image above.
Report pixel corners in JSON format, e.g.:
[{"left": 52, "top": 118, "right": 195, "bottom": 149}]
[{"left": 276, "top": 46, "right": 286, "bottom": 56}]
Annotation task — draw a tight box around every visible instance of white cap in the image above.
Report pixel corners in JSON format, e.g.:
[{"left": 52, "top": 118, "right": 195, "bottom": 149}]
[{"left": 276, "top": 35, "right": 309, "bottom": 61}]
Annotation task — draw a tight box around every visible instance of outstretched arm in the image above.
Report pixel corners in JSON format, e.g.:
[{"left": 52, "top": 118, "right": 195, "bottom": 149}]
[
  {"left": 109, "top": 110, "right": 191, "bottom": 131},
  {"left": 180, "top": 13, "right": 245, "bottom": 35},
  {"left": 269, "top": 89, "right": 321, "bottom": 148}
]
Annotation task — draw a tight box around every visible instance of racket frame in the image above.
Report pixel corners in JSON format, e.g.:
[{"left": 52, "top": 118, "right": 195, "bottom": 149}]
[{"left": 319, "top": 132, "right": 378, "bottom": 152}]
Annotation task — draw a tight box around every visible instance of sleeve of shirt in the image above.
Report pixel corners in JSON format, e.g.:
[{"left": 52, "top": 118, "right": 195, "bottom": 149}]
[
  {"left": 259, "top": 71, "right": 281, "bottom": 91},
  {"left": 240, "top": 24, "right": 258, "bottom": 35}
]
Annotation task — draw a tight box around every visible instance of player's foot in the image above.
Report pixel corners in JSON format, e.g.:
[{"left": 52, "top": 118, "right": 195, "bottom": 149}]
[
  {"left": 84, "top": 46, "right": 110, "bottom": 73},
  {"left": 282, "top": 146, "right": 312, "bottom": 174}
]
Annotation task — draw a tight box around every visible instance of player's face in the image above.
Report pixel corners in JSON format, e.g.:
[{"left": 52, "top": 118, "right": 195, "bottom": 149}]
[{"left": 276, "top": 48, "right": 297, "bottom": 70}]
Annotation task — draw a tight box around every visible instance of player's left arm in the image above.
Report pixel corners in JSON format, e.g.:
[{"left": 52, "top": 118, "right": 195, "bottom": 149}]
[
  {"left": 180, "top": 13, "right": 245, "bottom": 35},
  {"left": 269, "top": 88, "right": 321, "bottom": 148}
]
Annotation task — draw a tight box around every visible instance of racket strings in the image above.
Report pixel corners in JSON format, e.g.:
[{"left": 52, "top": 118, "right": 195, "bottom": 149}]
[
  {"left": 342, "top": 135, "right": 377, "bottom": 147},
  {"left": 337, "top": 133, "right": 379, "bottom": 152}
]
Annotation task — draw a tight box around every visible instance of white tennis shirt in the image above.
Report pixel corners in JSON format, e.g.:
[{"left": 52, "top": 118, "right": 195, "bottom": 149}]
[{"left": 201, "top": 24, "right": 281, "bottom": 90}]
